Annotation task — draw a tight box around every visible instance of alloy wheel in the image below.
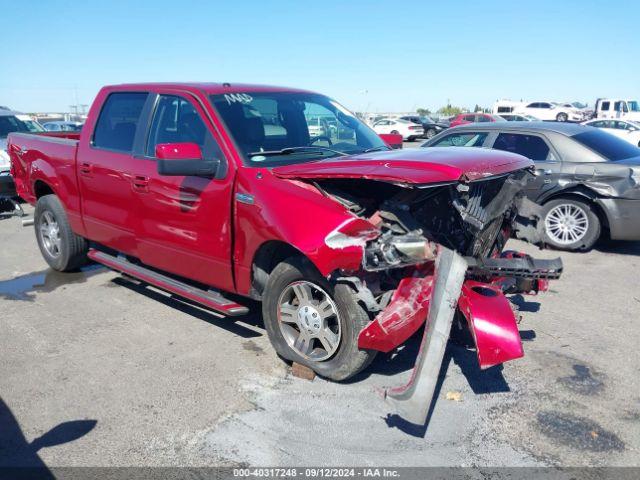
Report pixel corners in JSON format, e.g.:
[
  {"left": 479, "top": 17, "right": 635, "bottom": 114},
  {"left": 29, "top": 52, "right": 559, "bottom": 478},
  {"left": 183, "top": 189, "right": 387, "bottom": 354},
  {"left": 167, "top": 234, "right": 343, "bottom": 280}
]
[
  {"left": 39, "top": 211, "right": 62, "bottom": 257},
  {"left": 277, "top": 281, "right": 341, "bottom": 361},
  {"left": 545, "top": 203, "right": 589, "bottom": 245}
]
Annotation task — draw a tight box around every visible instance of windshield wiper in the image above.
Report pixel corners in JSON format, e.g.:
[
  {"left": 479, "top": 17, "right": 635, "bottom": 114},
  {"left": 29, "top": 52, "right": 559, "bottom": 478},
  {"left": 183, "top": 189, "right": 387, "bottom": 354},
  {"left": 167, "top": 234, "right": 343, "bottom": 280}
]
[
  {"left": 363, "top": 145, "right": 392, "bottom": 153},
  {"left": 250, "top": 146, "right": 348, "bottom": 157}
]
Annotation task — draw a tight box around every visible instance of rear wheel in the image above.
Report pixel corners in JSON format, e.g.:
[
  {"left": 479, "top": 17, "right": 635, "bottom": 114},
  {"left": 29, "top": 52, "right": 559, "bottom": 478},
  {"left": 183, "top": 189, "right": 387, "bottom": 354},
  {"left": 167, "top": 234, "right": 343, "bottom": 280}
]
[
  {"left": 34, "top": 194, "right": 88, "bottom": 271},
  {"left": 262, "top": 256, "right": 376, "bottom": 381},
  {"left": 556, "top": 112, "right": 568, "bottom": 122},
  {"left": 542, "top": 198, "right": 600, "bottom": 251}
]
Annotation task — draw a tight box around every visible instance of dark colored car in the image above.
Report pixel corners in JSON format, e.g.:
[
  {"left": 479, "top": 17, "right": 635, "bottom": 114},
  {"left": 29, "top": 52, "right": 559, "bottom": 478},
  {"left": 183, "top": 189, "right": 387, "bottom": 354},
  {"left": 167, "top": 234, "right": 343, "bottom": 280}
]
[
  {"left": 422, "top": 122, "right": 640, "bottom": 251},
  {"left": 0, "top": 108, "right": 45, "bottom": 196},
  {"left": 449, "top": 113, "right": 506, "bottom": 128},
  {"left": 400, "top": 115, "right": 448, "bottom": 139}
]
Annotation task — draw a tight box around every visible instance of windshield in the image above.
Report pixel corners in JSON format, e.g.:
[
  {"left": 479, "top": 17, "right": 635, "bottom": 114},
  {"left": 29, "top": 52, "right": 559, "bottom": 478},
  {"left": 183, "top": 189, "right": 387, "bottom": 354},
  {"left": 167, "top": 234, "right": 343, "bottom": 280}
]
[
  {"left": 17, "top": 116, "right": 45, "bottom": 132},
  {"left": 572, "top": 130, "right": 640, "bottom": 161},
  {"left": 0, "top": 115, "right": 34, "bottom": 138},
  {"left": 628, "top": 101, "right": 640, "bottom": 112},
  {"left": 209, "top": 92, "right": 386, "bottom": 166}
]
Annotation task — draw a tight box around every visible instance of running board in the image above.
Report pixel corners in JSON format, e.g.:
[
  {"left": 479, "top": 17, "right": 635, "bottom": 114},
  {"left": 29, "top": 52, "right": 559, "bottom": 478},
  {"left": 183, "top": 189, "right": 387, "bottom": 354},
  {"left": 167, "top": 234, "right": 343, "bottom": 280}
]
[{"left": 88, "top": 249, "right": 249, "bottom": 316}]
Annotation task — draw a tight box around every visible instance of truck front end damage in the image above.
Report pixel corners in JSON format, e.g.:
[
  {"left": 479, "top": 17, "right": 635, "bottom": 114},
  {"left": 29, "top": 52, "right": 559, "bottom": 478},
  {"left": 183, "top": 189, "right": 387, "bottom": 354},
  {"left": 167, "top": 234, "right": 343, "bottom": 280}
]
[{"left": 314, "top": 168, "right": 562, "bottom": 424}]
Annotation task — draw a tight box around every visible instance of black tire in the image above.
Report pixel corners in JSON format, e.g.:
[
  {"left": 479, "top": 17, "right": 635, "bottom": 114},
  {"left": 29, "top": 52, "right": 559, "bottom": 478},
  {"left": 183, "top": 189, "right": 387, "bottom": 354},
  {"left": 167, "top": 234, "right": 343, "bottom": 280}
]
[
  {"left": 262, "top": 256, "right": 376, "bottom": 381},
  {"left": 426, "top": 128, "right": 437, "bottom": 139},
  {"left": 556, "top": 112, "right": 568, "bottom": 122},
  {"left": 541, "top": 198, "right": 600, "bottom": 251},
  {"left": 34, "top": 194, "right": 88, "bottom": 271},
  {"left": 390, "top": 130, "right": 400, "bottom": 135}
]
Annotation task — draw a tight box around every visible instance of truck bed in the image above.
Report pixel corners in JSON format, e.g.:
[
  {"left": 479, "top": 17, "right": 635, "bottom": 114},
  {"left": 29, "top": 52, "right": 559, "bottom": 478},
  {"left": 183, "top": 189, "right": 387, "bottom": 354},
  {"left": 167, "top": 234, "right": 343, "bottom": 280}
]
[{"left": 8, "top": 131, "right": 83, "bottom": 231}]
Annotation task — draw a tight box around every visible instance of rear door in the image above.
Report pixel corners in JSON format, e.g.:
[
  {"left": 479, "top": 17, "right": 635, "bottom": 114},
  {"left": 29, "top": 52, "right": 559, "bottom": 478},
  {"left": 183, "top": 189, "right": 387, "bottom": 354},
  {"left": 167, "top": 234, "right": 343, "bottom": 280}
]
[
  {"left": 489, "top": 131, "right": 561, "bottom": 201},
  {"left": 78, "top": 91, "right": 150, "bottom": 254},
  {"left": 130, "top": 91, "right": 235, "bottom": 292}
]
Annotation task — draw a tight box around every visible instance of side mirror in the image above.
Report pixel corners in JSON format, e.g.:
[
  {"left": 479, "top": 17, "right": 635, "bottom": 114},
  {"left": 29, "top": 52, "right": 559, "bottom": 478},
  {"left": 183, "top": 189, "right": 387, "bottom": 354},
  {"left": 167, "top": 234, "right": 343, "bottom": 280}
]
[{"left": 155, "top": 142, "right": 219, "bottom": 177}]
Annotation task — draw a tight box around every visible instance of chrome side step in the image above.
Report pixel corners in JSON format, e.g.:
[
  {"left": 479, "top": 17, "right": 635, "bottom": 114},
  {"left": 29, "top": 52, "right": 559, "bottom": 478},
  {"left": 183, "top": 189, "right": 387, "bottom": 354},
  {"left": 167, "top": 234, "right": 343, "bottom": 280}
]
[{"left": 88, "top": 249, "right": 249, "bottom": 317}]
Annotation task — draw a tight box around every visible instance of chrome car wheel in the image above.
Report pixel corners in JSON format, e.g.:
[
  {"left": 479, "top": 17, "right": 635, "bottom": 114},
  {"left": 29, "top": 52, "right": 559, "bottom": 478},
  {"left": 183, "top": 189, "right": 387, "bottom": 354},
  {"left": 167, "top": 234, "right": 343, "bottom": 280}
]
[
  {"left": 39, "top": 211, "right": 62, "bottom": 257},
  {"left": 277, "top": 281, "right": 341, "bottom": 361},
  {"left": 545, "top": 203, "right": 589, "bottom": 245}
]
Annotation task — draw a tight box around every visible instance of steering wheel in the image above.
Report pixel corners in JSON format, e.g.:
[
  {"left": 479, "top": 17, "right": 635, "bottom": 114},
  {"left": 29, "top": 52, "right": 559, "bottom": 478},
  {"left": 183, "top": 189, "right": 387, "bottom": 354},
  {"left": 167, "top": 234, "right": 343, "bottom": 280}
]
[{"left": 310, "top": 135, "right": 333, "bottom": 146}]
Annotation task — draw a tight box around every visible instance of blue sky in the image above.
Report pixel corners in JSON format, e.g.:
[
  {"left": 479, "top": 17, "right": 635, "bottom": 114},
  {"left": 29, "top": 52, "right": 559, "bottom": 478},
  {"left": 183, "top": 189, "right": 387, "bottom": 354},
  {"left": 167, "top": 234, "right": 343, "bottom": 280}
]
[{"left": 2, "top": 0, "right": 637, "bottom": 114}]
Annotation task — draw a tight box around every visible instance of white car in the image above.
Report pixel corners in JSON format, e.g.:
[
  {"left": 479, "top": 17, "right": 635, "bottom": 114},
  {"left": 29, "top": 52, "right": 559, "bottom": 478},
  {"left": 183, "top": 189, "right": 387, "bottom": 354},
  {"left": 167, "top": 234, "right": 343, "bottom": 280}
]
[
  {"left": 582, "top": 119, "right": 640, "bottom": 147},
  {"left": 372, "top": 118, "right": 424, "bottom": 141},
  {"left": 514, "top": 101, "right": 583, "bottom": 122}
]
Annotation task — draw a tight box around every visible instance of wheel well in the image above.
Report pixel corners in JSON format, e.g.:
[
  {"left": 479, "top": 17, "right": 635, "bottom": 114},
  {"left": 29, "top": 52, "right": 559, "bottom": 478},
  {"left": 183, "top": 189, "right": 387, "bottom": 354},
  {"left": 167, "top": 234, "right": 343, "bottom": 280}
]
[
  {"left": 542, "top": 190, "right": 609, "bottom": 230},
  {"left": 250, "top": 241, "right": 306, "bottom": 299},
  {"left": 33, "top": 180, "right": 54, "bottom": 199}
]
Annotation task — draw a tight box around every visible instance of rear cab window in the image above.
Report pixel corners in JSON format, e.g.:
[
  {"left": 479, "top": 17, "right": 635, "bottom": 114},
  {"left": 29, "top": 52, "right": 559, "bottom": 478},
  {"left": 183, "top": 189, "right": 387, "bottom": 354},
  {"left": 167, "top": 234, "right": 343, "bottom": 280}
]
[{"left": 92, "top": 92, "right": 149, "bottom": 152}]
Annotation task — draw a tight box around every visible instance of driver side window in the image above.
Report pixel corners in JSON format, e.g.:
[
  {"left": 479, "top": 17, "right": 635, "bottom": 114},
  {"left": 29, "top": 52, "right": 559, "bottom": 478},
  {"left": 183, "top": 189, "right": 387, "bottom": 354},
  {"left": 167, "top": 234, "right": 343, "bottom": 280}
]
[{"left": 146, "top": 95, "right": 222, "bottom": 160}]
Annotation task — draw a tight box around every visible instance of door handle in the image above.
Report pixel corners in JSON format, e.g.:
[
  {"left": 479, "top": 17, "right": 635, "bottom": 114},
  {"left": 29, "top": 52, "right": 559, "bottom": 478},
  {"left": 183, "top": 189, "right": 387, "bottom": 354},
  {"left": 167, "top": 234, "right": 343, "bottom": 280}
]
[
  {"left": 79, "top": 162, "right": 93, "bottom": 176},
  {"left": 132, "top": 175, "right": 149, "bottom": 192}
]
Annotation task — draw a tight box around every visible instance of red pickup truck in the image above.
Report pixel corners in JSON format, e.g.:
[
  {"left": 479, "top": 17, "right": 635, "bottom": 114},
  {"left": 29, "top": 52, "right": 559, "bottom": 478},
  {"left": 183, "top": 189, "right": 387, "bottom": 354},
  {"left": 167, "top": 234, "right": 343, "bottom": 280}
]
[{"left": 9, "top": 83, "right": 561, "bottom": 424}]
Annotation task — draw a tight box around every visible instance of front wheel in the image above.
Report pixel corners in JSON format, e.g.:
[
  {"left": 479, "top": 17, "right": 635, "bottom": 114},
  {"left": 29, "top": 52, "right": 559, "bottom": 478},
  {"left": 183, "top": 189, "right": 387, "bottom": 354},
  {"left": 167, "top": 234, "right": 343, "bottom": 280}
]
[
  {"left": 34, "top": 194, "right": 88, "bottom": 271},
  {"left": 556, "top": 112, "right": 568, "bottom": 122},
  {"left": 426, "top": 128, "right": 437, "bottom": 139},
  {"left": 262, "top": 257, "right": 376, "bottom": 381},
  {"left": 542, "top": 198, "right": 600, "bottom": 251}
]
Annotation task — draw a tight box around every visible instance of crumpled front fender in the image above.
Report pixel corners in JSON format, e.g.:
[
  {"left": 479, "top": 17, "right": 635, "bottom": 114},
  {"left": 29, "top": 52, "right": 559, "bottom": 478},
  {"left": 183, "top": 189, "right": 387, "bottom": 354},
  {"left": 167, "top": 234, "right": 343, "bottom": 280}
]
[{"left": 457, "top": 280, "right": 523, "bottom": 369}]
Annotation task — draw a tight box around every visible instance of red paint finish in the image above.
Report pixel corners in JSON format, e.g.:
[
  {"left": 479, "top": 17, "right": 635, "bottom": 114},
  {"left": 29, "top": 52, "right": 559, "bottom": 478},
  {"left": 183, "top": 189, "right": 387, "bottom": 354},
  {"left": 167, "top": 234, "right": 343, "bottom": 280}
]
[
  {"left": 458, "top": 281, "right": 524, "bottom": 369},
  {"left": 273, "top": 147, "right": 532, "bottom": 183},
  {"left": 155, "top": 142, "right": 202, "bottom": 160},
  {"left": 358, "top": 276, "right": 434, "bottom": 352}
]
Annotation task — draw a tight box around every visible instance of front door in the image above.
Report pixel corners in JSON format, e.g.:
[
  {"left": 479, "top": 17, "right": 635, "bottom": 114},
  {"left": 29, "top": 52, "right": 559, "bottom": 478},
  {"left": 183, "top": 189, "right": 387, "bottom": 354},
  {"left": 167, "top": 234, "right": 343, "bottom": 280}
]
[{"left": 130, "top": 92, "right": 235, "bottom": 292}]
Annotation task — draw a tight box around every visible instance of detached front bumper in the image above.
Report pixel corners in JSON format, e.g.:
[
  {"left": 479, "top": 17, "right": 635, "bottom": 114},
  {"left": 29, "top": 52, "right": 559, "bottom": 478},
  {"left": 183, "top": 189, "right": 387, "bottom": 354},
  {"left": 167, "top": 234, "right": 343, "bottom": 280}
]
[
  {"left": 358, "top": 252, "right": 562, "bottom": 358},
  {"left": 358, "top": 249, "right": 562, "bottom": 425}
]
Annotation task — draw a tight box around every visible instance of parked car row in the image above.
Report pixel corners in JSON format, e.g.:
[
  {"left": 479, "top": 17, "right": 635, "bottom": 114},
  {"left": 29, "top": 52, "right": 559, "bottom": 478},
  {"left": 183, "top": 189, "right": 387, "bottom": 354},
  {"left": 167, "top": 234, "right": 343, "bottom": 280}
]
[
  {"left": 493, "top": 100, "right": 589, "bottom": 122},
  {"left": 421, "top": 121, "right": 640, "bottom": 251}
]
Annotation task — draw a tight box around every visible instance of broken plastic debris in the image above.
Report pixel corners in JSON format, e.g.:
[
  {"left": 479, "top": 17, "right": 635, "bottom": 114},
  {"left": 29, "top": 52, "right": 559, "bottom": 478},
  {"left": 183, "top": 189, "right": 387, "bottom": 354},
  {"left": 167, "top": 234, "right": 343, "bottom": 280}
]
[{"left": 445, "top": 391, "right": 463, "bottom": 402}]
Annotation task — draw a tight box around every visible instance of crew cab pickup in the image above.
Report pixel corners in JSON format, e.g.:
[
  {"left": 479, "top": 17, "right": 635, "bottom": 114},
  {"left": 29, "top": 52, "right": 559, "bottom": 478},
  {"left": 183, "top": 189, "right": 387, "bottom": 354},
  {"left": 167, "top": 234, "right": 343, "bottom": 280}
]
[{"left": 9, "top": 83, "right": 562, "bottom": 424}]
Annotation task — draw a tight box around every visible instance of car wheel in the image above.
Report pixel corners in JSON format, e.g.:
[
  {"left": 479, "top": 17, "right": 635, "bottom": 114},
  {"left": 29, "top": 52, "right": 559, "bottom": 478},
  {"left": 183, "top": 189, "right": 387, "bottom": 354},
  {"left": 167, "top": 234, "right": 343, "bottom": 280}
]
[
  {"left": 556, "top": 112, "right": 568, "bottom": 122},
  {"left": 390, "top": 130, "right": 399, "bottom": 135},
  {"left": 542, "top": 198, "right": 600, "bottom": 251},
  {"left": 34, "top": 194, "right": 88, "bottom": 271},
  {"left": 426, "top": 128, "right": 437, "bottom": 138},
  {"left": 262, "top": 256, "right": 376, "bottom": 381}
]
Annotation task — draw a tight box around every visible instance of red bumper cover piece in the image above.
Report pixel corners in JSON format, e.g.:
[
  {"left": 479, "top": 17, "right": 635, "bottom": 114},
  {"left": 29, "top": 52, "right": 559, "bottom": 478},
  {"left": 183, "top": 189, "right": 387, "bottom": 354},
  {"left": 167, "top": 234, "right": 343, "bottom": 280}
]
[
  {"left": 358, "top": 277, "right": 523, "bottom": 369},
  {"left": 358, "top": 276, "right": 434, "bottom": 353},
  {"left": 457, "top": 281, "right": 523, "bottom": 369}
]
